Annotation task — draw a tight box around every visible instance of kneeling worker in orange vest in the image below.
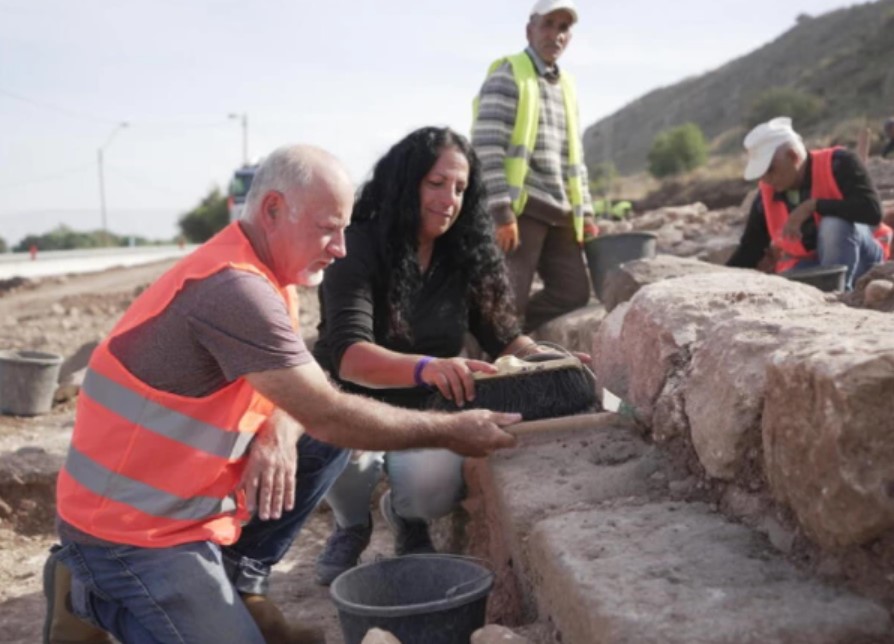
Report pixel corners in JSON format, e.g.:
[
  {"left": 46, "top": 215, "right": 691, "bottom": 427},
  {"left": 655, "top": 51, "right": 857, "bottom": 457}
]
[
  {"left": 727, "top": 116, "right": 890, "bottom": 290},
  {"left": 44, "top": 145, "right": 520, "bottom": 644}
]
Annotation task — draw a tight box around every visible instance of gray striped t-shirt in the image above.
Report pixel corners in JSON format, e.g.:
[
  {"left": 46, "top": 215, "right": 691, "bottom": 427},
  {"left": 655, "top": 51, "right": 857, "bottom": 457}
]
[{"left": 471, "top": 47, "right": 592, "bottom": 226}]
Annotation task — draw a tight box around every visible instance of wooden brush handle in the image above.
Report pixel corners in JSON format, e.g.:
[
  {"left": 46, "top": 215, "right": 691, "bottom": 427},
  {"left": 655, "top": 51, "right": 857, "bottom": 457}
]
[{"left": 507, "top": 412, "right": 626, "bottom": 436}]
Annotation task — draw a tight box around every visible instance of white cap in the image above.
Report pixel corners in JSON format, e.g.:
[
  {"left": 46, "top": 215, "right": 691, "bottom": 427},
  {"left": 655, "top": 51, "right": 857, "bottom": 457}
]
[
  {"left": 742, "top": 116, "right": 802, "bottom": 181},
  {"left": 530, "top": 0, "right": 578, "bottom": 23}
]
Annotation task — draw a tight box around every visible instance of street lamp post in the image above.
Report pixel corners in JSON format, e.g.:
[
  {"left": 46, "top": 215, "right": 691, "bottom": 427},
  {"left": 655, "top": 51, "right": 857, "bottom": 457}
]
[
  {"left": 97, "top": 121, "right": 129, "bottom": 238},
  {"left": 228, "top": 112, "right": 249, "bottom": 165}
]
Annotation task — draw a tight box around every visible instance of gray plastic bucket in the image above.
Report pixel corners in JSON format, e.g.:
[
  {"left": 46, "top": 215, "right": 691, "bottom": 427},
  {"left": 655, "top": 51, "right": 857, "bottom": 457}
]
[
  {"left": 0, "top": 350, "right": 63, "bottom": 416},
  {"left": 782, "top": 264, "right": 847, "bottom": 292},
  {"left": 584, "top": 232, "right": 658, "bottom": 300},
  {"left": 330, "top": 554, "right": 493, "bottom": 644}
]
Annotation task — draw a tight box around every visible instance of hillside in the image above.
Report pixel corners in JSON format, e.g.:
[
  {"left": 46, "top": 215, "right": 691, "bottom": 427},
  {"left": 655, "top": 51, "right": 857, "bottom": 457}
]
[{"left": 584, "top": 0, "right": 894, "bottom": 175}]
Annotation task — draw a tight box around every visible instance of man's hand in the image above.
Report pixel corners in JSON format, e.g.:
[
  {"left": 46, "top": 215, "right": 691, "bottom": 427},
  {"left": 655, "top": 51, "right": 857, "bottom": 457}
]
[
  {"left": 583, "top": 215, "right": 600, "bottom": 241},
  {"left": 443, "top": 410, "right": 520, "bottom": 457},
  {"left": 495, "top": 222, "right": 520, "bottom": 254},
  {"left": 782, "top": 199, "right": 817, "bottom": 241},
  {"left": 239, "top": 410, "right": 301, "bottom": 520}
]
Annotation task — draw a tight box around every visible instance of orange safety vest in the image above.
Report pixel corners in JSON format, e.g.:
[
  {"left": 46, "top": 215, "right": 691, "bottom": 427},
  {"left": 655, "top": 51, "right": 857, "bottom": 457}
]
[
  {"left": 761, "top": 147, "right": 892, "bottom": 273},
  {"left": 56, "top": 222, "right": 298, "bottom": 548}
]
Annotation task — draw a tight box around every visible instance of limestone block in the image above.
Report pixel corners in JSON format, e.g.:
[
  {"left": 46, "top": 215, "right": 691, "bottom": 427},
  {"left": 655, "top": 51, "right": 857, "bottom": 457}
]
[
  {"left": 527, "top": 504, "right": 890, "bottom": 643},
  {"left": 685, "top": 317, "right": 785, "bottom": 480},
  {"left": 642, "top": 202, "right": 708, "bottom": 224},
  {"left": 762, "top": 307, "right": 894, "bottom": 548},
  {"left": 864, "top": 279, "right": 894, "bottom": 306},
  {"left": 479, "top": 417, "right": 682, "bottom": 619},
  {"left": 593, "top": 271, "right": 828, "bottom": 440},
  {"left": 630, "top": 211, "right": 666, "bottom": 231},
  {"left": 600, "top": 255, "right": 735, "bottom": 313},
  {"left": 689, "top": 303, "right": 894, "bottom": 486},
  {"left": 668, "top": 239, "right": 701, "bottom": 257},
  {"left": 842, "top": 260, "right": 894, "bottom": 312},
  {"left": 655, "top": 226, "right": 685, "bottom": 250},
  {"left": 591, "top": 302, "right": 631, "bottom": 401},
  {"left": 0, "top": 446, "right": 63, "bottom": 533},
  {"left": 531, "top": 303, "right": 605, "bottom": 357}
]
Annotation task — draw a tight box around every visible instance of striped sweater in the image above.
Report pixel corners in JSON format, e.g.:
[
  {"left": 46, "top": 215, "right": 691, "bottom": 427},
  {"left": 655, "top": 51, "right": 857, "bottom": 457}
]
[{"left": 471, "top": 47, "right": 593, "bottom": 227}]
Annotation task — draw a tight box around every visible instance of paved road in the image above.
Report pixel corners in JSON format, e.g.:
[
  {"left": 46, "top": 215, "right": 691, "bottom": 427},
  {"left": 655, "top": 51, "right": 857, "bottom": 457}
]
[{"left": 0, "top": 245, "right": 196, "bottom": 280}]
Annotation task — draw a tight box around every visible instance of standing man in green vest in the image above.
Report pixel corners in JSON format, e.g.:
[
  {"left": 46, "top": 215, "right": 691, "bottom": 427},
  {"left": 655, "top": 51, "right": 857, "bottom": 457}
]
[{"left": 472, "top": 0, "right": 596, "bottom": 332}]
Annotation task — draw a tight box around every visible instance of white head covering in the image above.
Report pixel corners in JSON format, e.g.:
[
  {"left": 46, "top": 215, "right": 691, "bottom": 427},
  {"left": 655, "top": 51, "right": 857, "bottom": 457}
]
[
  {"left": 742, "top": 117, "right": 803, "bottom": 181},
  {"left": 530, "top": 0, "right": 578, "bottom": 23}
]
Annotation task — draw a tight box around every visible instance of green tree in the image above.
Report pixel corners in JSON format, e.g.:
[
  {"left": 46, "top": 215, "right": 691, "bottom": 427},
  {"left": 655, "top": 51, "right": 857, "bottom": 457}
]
[
  {"left": 647, "top": 123, "right": 708, "bottom": 178},
  {"left": 0, "top": 236, "right": 7, "bottom": 253},
  {"left": 745, "top": 88, "right": 824, "bottom": 129},
  {"left": 13, "top": 225, "right": 121, "bottom": 252},
  {"left": 178, "top": 187, "right": 229, "bottom": 243}
]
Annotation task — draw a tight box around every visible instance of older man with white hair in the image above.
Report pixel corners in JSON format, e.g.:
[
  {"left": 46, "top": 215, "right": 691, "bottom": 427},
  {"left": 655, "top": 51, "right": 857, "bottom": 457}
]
[
  {"left": 44, "top": 145, "right": 519, "bottom": 644},
  {"left": 727, "top": 116, "right": 890, "bottom": 289}
]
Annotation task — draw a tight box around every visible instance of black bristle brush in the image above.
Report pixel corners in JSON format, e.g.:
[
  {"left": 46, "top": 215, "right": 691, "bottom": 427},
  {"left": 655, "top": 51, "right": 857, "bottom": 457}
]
[{"left": 428, "top": 349, "right": 600, "bottom": 420}]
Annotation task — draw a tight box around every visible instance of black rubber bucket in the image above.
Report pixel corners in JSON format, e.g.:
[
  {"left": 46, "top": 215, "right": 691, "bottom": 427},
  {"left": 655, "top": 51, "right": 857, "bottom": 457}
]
[
  {"left": 782, "top": 264, "right": 847, "bottom": 292},
  {"left": 584, "top": 232, "right": 657, "bottom": 301},
  {"left": 330, "top": 555, "right": 493, "bottom": 644}
]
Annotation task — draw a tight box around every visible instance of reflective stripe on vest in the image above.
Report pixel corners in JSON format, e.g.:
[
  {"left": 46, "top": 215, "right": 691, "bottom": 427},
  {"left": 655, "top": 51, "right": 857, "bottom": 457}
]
[
  {"left": 65, "top": 445, "right": 238, "bottom": 521},
  {"left": 80, "top": 368, "right": 255, "bottom": 459},
  {"left": 475, "top": 52, "right": 587, "bottom": 242},
  {"left": 57, "top": 222, "right": 293, "bottom": 548},
  {"left": 761, "top": 148, "right": 891, "bottom": 272}
]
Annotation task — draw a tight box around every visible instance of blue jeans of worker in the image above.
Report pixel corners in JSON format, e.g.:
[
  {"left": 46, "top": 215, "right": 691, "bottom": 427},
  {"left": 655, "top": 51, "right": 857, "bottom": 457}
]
[
  {"left": 797, "top": 216, "right": 884, "bottom": 290},
  {"left": 55, "top": 540, "right": 266, "bottom": 644},
  {"left": 55, "top": 434, "right": 348, "bottom": 641},
  {"left": 325, "top": 449, "right": 465, "bottom": 528},
  {"left": 223, "top": 433, "right": 350, "bottom": 594}
]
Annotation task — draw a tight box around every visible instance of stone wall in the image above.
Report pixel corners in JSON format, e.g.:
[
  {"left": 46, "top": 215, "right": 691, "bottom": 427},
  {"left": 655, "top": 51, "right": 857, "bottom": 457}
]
[{"left": 591, "top": 262, "right": 894, "bottom": 552}]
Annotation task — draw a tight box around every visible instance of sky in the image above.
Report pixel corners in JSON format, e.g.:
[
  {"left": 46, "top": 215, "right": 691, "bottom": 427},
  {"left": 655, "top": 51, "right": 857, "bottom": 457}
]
[{"left": 0, "top": 0, "right": 859, "bottom": 247}]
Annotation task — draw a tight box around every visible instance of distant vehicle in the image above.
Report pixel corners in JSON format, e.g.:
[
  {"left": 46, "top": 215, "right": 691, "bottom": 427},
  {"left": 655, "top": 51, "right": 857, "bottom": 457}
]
[{"left": 227, "top": 165, "right": 259, "bottom": 222}]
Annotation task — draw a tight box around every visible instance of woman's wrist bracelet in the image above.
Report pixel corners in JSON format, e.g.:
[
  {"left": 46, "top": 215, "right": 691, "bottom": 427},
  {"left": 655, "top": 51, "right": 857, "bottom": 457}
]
[{"left": 414, "top": 356, "right": 435, "bottom": 388}]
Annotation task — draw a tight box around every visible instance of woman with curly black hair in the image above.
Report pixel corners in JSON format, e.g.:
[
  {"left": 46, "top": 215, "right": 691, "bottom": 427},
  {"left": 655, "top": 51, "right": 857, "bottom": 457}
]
[{"left": 311, "top": 126, "right": 538, "bottom": 585}]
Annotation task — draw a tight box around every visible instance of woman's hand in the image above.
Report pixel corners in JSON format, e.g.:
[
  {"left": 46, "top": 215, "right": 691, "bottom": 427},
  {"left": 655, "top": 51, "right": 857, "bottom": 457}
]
[{"left": 421, "top": 357, "right": 497, "bottom": 406}]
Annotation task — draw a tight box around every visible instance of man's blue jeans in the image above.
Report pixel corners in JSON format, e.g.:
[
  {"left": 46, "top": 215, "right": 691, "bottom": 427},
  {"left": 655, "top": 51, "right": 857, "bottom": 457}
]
[
  {"left": 57, "top": 434, "right": 349, "bottom": 642},
  {"left": 55, "top": 540, "right": 266, "bottom": 644},
  {"left": 222, "top": 433, "right": 350, "bottom": 594},
  {"left": 796, "top": 216, "right": 884, "bottom": 290}
]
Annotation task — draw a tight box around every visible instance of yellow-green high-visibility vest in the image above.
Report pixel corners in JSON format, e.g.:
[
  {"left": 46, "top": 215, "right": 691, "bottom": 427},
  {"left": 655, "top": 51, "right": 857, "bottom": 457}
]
[{"left": 473, "top": 52, "right": 587, "bottom": 242}]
